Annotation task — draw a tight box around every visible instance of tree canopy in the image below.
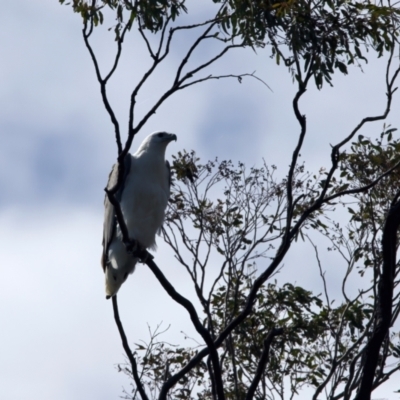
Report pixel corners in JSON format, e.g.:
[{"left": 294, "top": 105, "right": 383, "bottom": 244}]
[{"left": 59, "top": 0, "right": 400, "bottom": 399}]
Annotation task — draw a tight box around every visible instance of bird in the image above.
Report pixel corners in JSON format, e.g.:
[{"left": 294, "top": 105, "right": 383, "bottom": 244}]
[{"left": 101, "top": 131, "right": 177, "bottom": 299}]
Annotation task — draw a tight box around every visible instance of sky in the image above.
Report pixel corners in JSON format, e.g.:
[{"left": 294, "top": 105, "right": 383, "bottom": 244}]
[{"left": 1, "top": 1, "right": 400, "bottom": 399}]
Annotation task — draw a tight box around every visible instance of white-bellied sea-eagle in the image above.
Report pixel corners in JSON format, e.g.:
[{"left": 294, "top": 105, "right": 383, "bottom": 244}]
[{"left": 101, "top": 132, "right": 177, "bottom": 299}]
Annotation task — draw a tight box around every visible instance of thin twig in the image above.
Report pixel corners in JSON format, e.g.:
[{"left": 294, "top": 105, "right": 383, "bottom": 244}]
[{"left": 307, "top": 235, "right": 331, "bottom": 308}]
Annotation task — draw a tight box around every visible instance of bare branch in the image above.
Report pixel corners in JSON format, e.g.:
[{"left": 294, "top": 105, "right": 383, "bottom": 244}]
[
  {"left": 179, "top": 71, "right": 272, "bottom": 91},
  {"left": 144, "top": 257, "right": 226, "bottom": 400},
  {"left": 82, "top": 20, "right": 123, "bottom": 154},
  {"left": 307, "top": 235, "right": 331, "bottom": 308},
  {"left": 112, "top": 296, "right": 149, "bottom": 400}
]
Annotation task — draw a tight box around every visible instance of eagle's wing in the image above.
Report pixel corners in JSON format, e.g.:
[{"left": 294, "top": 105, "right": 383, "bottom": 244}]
[
  {"left": 101, "top": 156, "right": 132, "bottom": 272},
  {"left": 166, "top": 160, "right": 172, "bottom": 188},
  {"left": 154, "top": 160, "right": 172, "bottom": 237}
]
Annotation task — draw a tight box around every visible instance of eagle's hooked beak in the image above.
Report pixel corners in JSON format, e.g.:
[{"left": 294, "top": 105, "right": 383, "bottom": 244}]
[{"left": 168, "top": 133, "right": 177, "bottom": 142}]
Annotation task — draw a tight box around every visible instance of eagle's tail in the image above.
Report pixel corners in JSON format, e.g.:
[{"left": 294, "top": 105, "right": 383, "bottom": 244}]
[{"left": 104, "top": 257, "right": 137, "bottom": 299}]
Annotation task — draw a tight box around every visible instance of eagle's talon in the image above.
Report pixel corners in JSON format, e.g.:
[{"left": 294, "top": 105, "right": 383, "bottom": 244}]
[
  {"left": 125, "top": 239, "right": 138, "bottom": 255},
  {"left": 138, "top": 249, "right": 149, "bottom": 263}
]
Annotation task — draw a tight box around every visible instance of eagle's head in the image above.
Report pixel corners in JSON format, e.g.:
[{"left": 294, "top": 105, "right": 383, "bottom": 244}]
[{"left": 135, "top": 131, "right": 177, "bottom": 156}]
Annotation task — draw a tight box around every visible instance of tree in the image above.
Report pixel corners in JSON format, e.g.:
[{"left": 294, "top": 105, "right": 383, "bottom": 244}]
[{"left": 59, "top": 0, "right": 400, "bottom": 399}]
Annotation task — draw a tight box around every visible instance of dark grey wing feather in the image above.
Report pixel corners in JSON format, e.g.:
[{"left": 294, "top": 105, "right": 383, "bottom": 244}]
[
  {"left": 155, "top": 160, "right": 172, "bottom": 237},
  {"left": 166, "top": 160, "right": 172, "bottom": 188},
  {"left": 101, "top": 155, "right": 132, "bottom": 271},
  {"left": 101, "top": 163, "right": 118, "bottom": 271}
]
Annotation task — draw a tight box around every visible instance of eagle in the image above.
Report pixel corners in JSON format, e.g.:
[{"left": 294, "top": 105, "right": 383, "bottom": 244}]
[{"left": 101, "top": 132, "right": 177, "bottom": 299}]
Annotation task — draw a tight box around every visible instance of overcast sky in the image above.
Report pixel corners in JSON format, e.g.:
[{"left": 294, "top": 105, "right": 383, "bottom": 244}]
[{"left": 1, "top": 1, "right": 400, "bottom": 399}]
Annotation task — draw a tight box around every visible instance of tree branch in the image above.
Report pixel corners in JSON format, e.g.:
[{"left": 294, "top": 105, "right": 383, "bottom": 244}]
[
  {"left": 144, "top": 257, "right": 225, "bottom": 400},
  {"left": 245, "top": 327, "right": 284, "bottom": 400},
  {"left": 354, "top": 195, "right": 400, "bottom": 400},
  {"left": 112, "top": 296, "right": 149, "bottom": 400}
]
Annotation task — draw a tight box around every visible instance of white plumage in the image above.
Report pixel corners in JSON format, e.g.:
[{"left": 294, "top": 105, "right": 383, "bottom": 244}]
[{"left": 101, "top": 132, "right": 177, "bottom": 299}]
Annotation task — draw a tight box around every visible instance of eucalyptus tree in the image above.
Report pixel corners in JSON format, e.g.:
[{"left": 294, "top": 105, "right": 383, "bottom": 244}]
[{"left": 60, "top": 1, "right": 400, "bottom": 399}]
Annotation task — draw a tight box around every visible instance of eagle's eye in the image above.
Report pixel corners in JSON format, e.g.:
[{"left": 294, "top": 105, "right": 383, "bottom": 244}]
[{"left": 157, "top": 133, "right": 164, "bottom": 138}]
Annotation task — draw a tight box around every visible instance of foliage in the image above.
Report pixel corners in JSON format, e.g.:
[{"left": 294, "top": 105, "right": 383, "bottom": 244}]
[
  {"left": 115, "top": 149, "right": 400, "bottom": 399},
  {"left": 215, "top": 0, "right": 400, "bottom": 88},
  {"left": 341, "top": 125, "right": 400, "bottom": 216},
  {"left": 59, "top": 0, "right": 188, "bottom": 34},
  {"left": 60, "top": 0, "right": 400, "bottom": 89},
  {"left": 59, "top": 0, "right": 400, "bottom": 399},
  {"left": 334, "top": 127, "right": 400, "bottom": 273}
]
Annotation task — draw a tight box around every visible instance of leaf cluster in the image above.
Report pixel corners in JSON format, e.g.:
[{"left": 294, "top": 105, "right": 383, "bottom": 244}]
[
  {"left": 60, "top": 0, "right": 400, "bottom": 89},
  {"left": 59, "top": 0, "right": 188, "bottom": 36},
  {"left": 340, "top": 125, "right": 400, "bottom": 205},
  {"left": 210, "top": 273, "right": 377, "bottom": 396},
  {"left": 214, "top": 0, "right": 400, "bottom": 87}
]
